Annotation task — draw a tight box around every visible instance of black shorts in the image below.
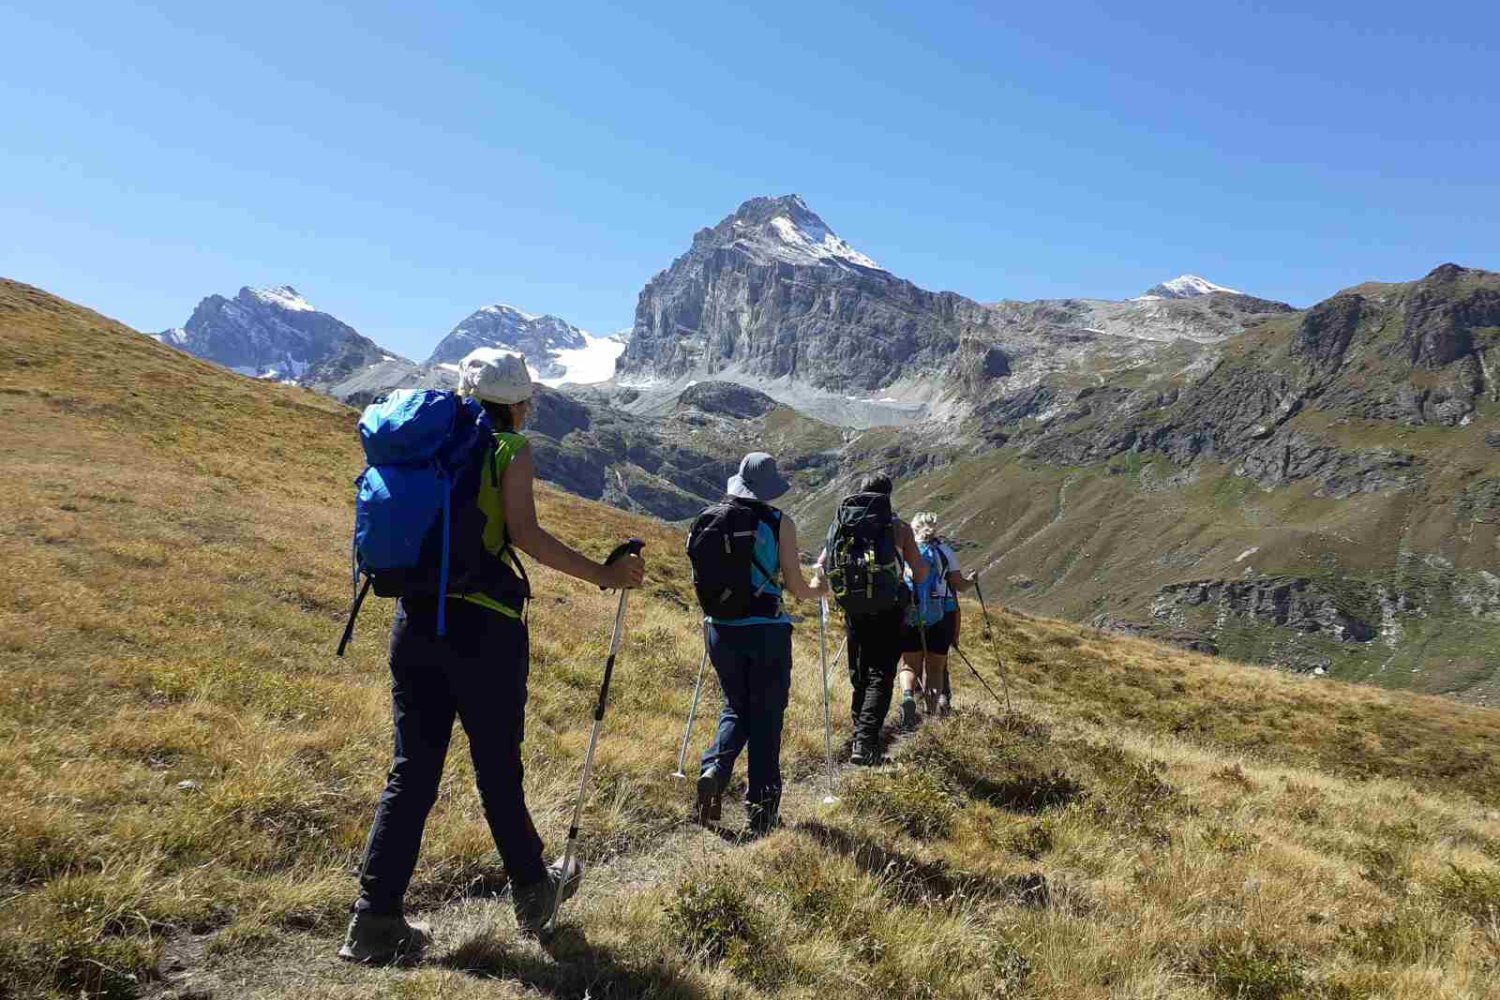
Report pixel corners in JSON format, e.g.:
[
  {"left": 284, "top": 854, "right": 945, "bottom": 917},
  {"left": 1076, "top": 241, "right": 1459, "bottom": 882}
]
[{"left": 901, "top": 612, "right": 954, "bottom": 655}]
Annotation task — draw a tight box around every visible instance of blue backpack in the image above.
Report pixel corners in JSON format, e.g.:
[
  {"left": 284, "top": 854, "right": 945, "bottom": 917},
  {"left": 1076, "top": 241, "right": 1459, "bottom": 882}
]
[
  {"left": 336, "top": 390, "right": 495, "bottom": 654},
  {"left": 911, "top": 542, "right": 949, "bottom": 628}
]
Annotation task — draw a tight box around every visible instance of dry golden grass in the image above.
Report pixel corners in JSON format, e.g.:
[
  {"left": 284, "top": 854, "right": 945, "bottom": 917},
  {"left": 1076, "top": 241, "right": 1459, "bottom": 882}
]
[{"left": 3, "top": 278, "right": 1499, "bottom": 999}]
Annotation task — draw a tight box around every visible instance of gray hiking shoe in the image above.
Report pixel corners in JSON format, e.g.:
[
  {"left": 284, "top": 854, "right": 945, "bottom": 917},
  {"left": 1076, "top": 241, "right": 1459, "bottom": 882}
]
[
  {"left": 337, "top": 912, "right": 432, "bottom": 964},
  {"left": 695, "top": 767, "right": 723, "bottom": 825},
  {"left": 901, "top": 692, "right": 920, "bottom": 729},
  {"left": 513, "top": 857, "right": 585, "bottom": 936},
  {"left": 937, "top": 693, "right": 953, "bottom": 718}
]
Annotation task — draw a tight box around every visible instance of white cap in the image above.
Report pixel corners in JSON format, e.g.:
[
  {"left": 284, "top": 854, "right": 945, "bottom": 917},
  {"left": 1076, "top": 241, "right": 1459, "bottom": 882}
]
[{"left": 457, "top": 347, "right": 533, "bottom": 404}]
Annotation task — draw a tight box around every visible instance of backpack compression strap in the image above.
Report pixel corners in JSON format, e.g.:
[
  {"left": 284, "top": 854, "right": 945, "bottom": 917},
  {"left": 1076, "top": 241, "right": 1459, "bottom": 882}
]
[{"left": 336, "top": 577, "right": 374, "bottom": 657}]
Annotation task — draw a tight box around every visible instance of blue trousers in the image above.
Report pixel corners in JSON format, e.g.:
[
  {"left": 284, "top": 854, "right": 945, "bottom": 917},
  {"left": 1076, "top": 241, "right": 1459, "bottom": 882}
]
[
  {"left": 354, "top": 598, "right": 547, "bottom": 915},
  {"left": 699, "top": 622, "right": 793, "bottom": 813}
]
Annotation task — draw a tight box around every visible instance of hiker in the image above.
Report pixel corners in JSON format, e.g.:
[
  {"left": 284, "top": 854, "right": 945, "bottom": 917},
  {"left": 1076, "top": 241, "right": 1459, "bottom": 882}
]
[
  {"left": 688, "top": 453, "right": 825, "bottom": 836},
  {"left": 341, "top": 348, "right": 645, "bottom": 963},
  {"left": 817, "top": 474, "right": 926, "bottom": 765},
  {"left": 900, "top": 513, "right": 975, "bottom": 718}
]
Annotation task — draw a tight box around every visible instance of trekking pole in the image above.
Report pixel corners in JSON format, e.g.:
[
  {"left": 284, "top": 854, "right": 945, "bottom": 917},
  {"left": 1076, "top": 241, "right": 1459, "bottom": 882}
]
[
  {"left": 671, "top": 619, "right": 710, "bottom": 779},
  {"left": 950, "top": 644, "right": 1006, "bottom": 712},
  {"left": 973, "top": 577, "right": 1013, "bottom": 713},
  {"left": 552, "top": 538, "right": 645, "bottom": 928},
  {"left": 818, "top": 598, "right": 838, "bottom": 803}
]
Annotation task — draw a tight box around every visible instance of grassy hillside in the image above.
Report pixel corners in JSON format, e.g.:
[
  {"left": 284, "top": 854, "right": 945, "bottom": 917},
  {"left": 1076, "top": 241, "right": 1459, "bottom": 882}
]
[
  {"left": 859, "top": 443, "right": 1500, "bottom": 705},
  {"left": 795, "top": 269, "right": 1500, "bottom": 705},
  {"left": 4, "top": 278, "right": 1500, "bottom": 999}
]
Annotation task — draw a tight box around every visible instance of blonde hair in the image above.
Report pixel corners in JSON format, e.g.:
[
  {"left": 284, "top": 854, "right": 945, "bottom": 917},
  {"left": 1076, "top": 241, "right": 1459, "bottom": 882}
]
[{"left": 911, "top": 511, "right": 939, "bottom": 544}]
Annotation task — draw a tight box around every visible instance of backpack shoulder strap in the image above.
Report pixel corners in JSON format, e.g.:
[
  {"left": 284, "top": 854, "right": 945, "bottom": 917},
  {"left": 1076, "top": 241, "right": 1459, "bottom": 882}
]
[
  {"left": 733, "top": 500, "right": 782, "bottom": 588},
  {"left": 487, "top": 431, "right": 529, "bottom": 486},
  {"left": 481, "top": 431, "right": 531, "bottom": 595}
]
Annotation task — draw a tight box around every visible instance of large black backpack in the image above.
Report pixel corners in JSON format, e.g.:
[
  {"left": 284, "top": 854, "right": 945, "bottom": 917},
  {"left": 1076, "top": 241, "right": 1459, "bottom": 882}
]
[
  {"left": 686, "top": 499, "right": 782, "bottom": 619},
  {"left": 825, "top": 492, "right": 904, "bottom": 616}
]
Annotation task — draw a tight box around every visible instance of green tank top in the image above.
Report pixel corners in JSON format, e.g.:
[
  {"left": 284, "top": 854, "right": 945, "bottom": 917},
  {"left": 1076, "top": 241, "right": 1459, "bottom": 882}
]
[{"left": 456, "top": 431, "right": 528, "bottom": 618}]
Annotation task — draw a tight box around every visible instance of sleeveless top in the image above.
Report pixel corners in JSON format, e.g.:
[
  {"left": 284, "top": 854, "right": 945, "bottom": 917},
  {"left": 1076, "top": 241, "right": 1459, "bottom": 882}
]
[{"left": 454, "top": 431, "right": 528, "bottom": 619}]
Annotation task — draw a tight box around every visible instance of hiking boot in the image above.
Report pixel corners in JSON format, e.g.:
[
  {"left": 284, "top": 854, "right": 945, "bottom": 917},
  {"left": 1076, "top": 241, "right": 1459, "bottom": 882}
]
[
  {"left": 747, "top": 805, "right": 781, "bottom": 838},
  {"left": 900, "top": 692, "right": 920, "bottom": 730},
  {"left": 513, "top": 857, "right": 585, "bottom": 936},
  {"left": 937, "top": 693, "right": 953, "bottom": 718},
  {"left": 850, "top": 745, "right": 874, "bottom": 766},
  {"left": 337, "top": 912, "right": 432, "bottom": 964},
  {"left": 924, "top": 688, "right": 940, "bottom": 717},
  {"left": 695, "top": 767, "right": 723, "bottom": 825}
]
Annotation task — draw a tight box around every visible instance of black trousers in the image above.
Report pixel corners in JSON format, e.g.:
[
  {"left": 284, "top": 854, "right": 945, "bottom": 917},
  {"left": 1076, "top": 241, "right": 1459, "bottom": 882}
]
[
  {"left": 845, "top": 608, "right": 904, "bottom": 753},
  {"left": 700, "top": 622, "right": 793, "bottom": 815},
  {"left": 354, "top": 598, "right": 547, "bottom": 915}
]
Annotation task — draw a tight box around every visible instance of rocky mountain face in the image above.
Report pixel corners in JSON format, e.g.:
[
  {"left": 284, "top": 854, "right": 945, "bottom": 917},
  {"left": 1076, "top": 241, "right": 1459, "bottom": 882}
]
[
  {"left": 427, "top": 305, "right": 589, "bottom": 379},
  {"left": 974, "top": 264, "right": 1500, "bottom": 493},
  {"left": 524, "top": 380, "right": 842, "bottom": 521},
  {"left": 620, "top": 196, "right": 1295, "bottom": 430},
  {"left": 159, "top": 287, "right": 627, "bottom": 407},
  {"left": 619, "top": 195, "right": 1005, "bottom": 394},
  {"left": 155, "top": 286, "right": 391, "bottom": 388}
]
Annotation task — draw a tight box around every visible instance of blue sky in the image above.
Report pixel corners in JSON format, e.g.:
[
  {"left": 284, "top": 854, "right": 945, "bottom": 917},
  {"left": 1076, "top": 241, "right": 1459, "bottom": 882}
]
[{"left": 3, "top": 0, "right": 1496, "bottom": 360}]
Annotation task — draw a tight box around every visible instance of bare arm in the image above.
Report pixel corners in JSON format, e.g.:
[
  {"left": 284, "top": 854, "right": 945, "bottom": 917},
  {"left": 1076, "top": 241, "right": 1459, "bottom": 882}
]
[
  {"left": 948, "top": 571, "right": 973, "bottom": 593},
  {"left": 776, "top": 514, "right": 824, "bottom": 602},
  {"left": 502, "top": 445, "right": 644, "bottom": 589},
  {"left": 898, "top": 521, "right": 928, "bottom": 584}
]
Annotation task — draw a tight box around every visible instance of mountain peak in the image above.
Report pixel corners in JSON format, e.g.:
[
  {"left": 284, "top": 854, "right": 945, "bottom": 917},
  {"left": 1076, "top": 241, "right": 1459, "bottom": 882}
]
[
  {"left": 718, "top": 194, "right": 882, "bottom": 271},
  {"left": 479, "top": 303, "right": 540, "bottom": 322},
  {"left": 241, "top": 285, "right": 316, "bottom": 312},
  {"left": 426, "top": 302, "right": 589, "bottom": 371},
  {"left": 1136, "top": 275, "right": 1241, "bottom": 300}
]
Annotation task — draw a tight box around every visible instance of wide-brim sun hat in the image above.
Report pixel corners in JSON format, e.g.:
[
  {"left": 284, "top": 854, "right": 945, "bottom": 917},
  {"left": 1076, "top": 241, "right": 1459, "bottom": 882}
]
[
  {"left": 458, "top": 347, "right": 534, "bottom": 404},
  {"left": 727, "top": 452, "right": 790, "bottom": 502}
]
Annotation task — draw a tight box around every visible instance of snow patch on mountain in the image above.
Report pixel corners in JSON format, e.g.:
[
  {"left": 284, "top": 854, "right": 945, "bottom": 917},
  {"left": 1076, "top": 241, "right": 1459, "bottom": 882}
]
[
  {"left": 245, "top": 285, "right": 316, "bottom": 312},
  {"left": 427, "top": 305, "right": 588, "bottom": 375},
  {"left": 538, "top": 332, "right": 627, "bottom": 387},
  {"left": 722, "top": 194, "right": 884, "bottom": 272},
  {"left": 479, "top": 303, "right": 538, "bottom": 322},
  {"left": 762, "top": 213, "right": 882, "bottom": 270},
  {"left": 1136, "top": 275, "right": 1241, "bottom": 300}
]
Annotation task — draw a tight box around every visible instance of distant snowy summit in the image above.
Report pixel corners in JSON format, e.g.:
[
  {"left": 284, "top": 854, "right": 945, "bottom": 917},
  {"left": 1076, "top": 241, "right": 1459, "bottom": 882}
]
[
  {"left": 1136, "top": 275, "right": 1242, "bottom": 300},
  {"left": 426, "top": 304, "right": 624, "bottom": 386},
  {"left": 719, "top": 194, "right": 883, "bottom": 271},
  {"left": 154, "top": 284, "right": 388, "bottom": 386}
]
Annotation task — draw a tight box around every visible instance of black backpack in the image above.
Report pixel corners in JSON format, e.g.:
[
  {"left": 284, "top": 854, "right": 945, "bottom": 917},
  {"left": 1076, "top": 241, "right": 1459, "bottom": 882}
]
[
  {"left": 825, "top": 492, "right": 904, "bottom": 616},
  {"left": 686, "top": 499, "right": 783, "bottom": 619}
]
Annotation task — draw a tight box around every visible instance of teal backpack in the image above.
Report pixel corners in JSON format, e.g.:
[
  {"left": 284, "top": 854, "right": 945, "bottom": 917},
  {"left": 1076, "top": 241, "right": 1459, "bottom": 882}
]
[{"left": 911, "top": 541, "right": 949, "bottom": 627}]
